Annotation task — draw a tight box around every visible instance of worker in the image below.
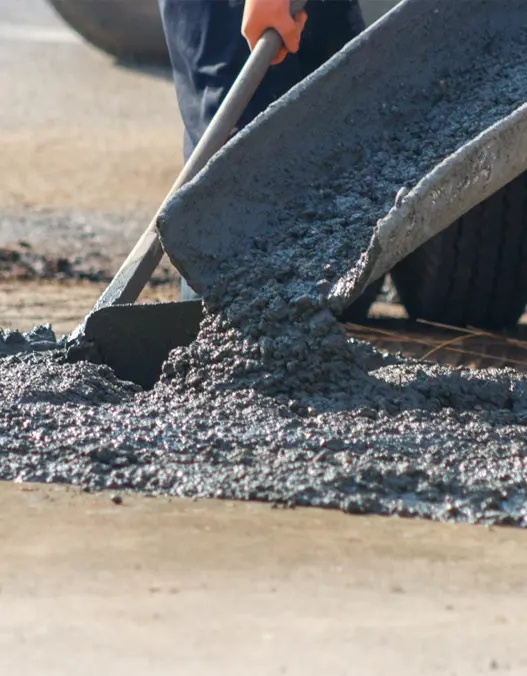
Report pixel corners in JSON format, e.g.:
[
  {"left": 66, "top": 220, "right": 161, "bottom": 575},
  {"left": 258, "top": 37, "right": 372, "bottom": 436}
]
[{"left": 158, "top": 0, "right": 366, "bottom": 299}]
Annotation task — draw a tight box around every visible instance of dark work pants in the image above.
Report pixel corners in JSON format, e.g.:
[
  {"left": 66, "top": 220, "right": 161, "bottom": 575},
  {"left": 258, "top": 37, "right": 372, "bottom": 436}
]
[{"left": 158, "top": 0, "right": 365, "bottom": 298}]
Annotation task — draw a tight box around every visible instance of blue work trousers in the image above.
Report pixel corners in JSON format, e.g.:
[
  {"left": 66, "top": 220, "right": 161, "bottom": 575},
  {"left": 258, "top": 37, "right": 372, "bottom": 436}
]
[{"left": 158, "top": 0, "right": 365, "bottom": 298}]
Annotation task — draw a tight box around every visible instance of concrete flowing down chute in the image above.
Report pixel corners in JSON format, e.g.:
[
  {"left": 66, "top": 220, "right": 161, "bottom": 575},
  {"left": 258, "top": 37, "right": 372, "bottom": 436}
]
[
  {"left": 73, "top": 0, "right": 527, "bottom": 388},
  {"left": 157, "top": 0, "right": 527, "bottom": 304}
]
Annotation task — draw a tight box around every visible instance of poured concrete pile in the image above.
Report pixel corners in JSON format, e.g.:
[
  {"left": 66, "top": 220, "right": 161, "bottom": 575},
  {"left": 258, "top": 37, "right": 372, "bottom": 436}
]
[{"left": 1, "top": 4, "right": 527, "bottom": 527}]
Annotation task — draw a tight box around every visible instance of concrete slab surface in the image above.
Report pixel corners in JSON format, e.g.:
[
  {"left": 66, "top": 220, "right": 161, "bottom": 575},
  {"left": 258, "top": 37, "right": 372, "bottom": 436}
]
[{"left": 1, "top": 483, "right": 527, "bottom": 676}]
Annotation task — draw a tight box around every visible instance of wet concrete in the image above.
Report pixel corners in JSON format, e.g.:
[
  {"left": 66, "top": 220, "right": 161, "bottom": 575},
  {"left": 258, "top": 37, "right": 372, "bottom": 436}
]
[
  {"left": 3, "top": 345, "right": 527, "bottom": 526},
  {"left": 0, "top": 325, "right": 61, "bottom": 357},
  {"left": 2, "top": 6, "right": 527, "bottom": 528}
]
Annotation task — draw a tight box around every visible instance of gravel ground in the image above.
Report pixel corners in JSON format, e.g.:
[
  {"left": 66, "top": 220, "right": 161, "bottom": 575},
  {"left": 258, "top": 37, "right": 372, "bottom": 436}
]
[
  {"left": 0, "top": 208, "right": 179, "bottom": 282},
  {"left": 2, "top": 13, "right": 527, "bottom": 527}
]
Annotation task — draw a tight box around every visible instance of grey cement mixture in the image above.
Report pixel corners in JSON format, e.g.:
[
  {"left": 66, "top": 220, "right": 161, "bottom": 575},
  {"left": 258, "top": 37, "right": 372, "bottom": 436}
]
[{"left": 2, "top": 30, "right": 527, "bottom": 526}]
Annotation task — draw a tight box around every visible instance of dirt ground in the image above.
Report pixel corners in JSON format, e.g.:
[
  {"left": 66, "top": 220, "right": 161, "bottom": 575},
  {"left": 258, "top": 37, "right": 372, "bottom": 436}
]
[
  {"left": 0, "top": 0, "right": 185, "bottom": 333},
  {"left": 2, "top": 482, "right": 527, "bottom": 676},
  {"left": 0, "top": 279, "right": 179, "bottom": 335}
]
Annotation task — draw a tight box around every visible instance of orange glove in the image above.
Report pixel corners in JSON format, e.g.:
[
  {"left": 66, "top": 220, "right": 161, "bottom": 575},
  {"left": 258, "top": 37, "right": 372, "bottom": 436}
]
[{"left": 242, "top": 0, "right": 308, "bottom": 65}]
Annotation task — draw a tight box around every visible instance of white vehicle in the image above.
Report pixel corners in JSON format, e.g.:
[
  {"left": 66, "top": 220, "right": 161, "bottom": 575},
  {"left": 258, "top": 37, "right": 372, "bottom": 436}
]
[{"left": 47, "top": 0, "right": 170, "bottom": 65}]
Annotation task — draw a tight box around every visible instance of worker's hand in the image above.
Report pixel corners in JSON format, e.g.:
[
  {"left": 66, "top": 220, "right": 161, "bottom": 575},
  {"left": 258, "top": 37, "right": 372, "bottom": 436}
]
[{"left": 242, "top": 0, "right": 307, "bottom": 65}]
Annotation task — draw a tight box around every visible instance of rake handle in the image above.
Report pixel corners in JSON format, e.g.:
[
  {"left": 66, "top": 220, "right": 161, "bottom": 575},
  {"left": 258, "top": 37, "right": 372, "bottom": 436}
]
[{"left": 91, "top": 0, "right": 306, "bottom": 312}]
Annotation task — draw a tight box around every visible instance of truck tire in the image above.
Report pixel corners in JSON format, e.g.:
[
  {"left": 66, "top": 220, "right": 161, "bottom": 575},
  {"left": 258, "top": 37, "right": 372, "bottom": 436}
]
[
  {"left": 46, "top": 0, "right": 169, "bottom": 65},
  {"left": 338, "top": 277, "right": 384, "bottom": 323},
  {"left": 390, "top": 171, "right": 527, "bottom": 330}
]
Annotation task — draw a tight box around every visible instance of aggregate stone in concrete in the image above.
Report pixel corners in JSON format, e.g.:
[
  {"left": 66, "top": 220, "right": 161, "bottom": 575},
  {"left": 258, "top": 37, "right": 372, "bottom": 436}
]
[
  {"left": 1, "top": 350, "right": 527, "bottom": 527},
  {"left": 2, "top": 16, "right": 527, "bottom": 527}
]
